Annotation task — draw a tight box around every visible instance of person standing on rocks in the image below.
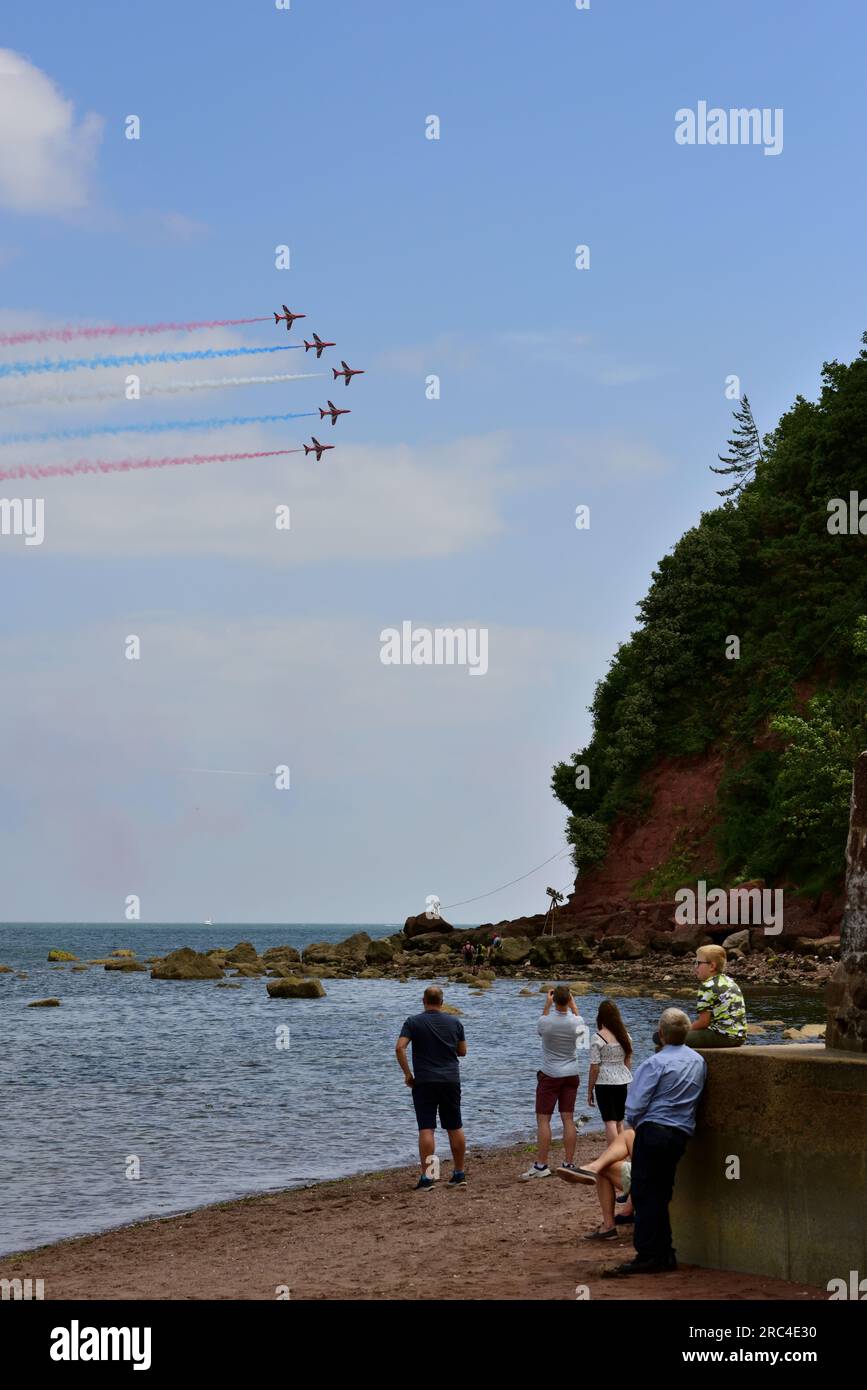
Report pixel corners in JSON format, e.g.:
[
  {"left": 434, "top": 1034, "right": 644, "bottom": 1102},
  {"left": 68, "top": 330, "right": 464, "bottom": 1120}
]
[
  {"left": 396, "top": 986, "right": 468, "bottom": 1191},
  {"left": 520, "top": 985, "right": 586, "bottom": 1181}
]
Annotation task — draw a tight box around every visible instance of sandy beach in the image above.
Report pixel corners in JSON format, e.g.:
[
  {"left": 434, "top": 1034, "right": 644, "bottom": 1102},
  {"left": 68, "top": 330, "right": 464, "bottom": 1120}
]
[{"left": 1, "top": 1137, "right": 825, "bottom": 1301}]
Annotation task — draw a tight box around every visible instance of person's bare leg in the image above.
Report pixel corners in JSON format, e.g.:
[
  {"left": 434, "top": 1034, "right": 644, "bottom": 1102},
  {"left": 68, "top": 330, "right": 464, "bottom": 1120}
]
[
  {"left": 584, "top": 1130, "right": 630, "bottom": 1173},
  {"left": 447, "top": 1127, "right": 466, "bottom": 1171},
  {"left": 418, "top": 1128, "right": 436, "bottom": 1174},
  {"left": 604, "top": 1119, "right": 619, "bottom": 1146},
  {"left": 537, "top": 1114, "right": 552, "bottom": 1167},
  {"left": 616, "top": 1120, "right": 624, "bottom": 1136},
  {"left": 562, "top": 1111, "right": 577, "bottom": 1164},
  {"left": 595, "top": 1170, "right": 618, "bottom": 1230}
]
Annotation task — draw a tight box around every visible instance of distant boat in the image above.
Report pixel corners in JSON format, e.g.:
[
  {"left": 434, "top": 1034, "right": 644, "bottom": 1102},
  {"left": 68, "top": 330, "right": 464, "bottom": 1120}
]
[{"left": 203, "top": 918, "right": 213, "bottom": 927}]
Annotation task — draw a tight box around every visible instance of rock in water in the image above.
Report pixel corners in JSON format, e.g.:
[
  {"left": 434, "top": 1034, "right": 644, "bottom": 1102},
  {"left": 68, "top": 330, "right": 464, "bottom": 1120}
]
[
  {"left": 151, "top": 947, "right": 224, "bottom": 980},
  {"left": 104, "top": 960, "right": 147, "bottom": 972},
  {"left": 365, "top": 939, "right": 395, "bottom": 964},
  {"left": 262, "top": 945, "right": 302, "bottom": 966},
  {"left": 27, "top": 998, "right": 61, "bottom": 1007},
  {"left": 224, "top": 941, "right": 259, "bottom": 964},
  {"left": 266, "top": 977, "right": 326, "bottom": 999},
  {"left": 47, "top": 949, "right": 78, "bottom": 962}
]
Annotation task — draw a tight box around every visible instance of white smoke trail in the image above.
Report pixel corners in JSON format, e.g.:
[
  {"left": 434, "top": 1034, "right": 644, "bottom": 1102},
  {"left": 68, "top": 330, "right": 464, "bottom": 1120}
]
[{"left": 0, "top": 371, "right": 323, "bottom": 411}]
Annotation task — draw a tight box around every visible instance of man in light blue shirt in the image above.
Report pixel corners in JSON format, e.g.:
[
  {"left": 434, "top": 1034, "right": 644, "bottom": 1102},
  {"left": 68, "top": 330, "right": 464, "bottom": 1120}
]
[{"left": 609, "top": 1008, "right": 707, "bottom": 1277}]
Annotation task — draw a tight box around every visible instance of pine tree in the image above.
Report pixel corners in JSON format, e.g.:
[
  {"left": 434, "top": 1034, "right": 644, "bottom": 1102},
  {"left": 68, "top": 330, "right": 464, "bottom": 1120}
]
[{"left": 711, "top": 394, "right": 764, "bottom": 497}]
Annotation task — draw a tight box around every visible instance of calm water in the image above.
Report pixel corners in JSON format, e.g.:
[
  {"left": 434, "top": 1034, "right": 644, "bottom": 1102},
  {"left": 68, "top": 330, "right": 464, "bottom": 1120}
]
[{"left": 0, "top": 923, "right": 825, "bottom": 1255}]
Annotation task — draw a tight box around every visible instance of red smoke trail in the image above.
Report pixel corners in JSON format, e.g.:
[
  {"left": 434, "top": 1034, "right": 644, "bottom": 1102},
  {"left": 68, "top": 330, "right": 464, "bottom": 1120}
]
[
  {"left": 0, "top": 318, "right": 273, "bottom": 347},
  {"left": 0, "top": 449, "right": 302, "bottom": 482}
]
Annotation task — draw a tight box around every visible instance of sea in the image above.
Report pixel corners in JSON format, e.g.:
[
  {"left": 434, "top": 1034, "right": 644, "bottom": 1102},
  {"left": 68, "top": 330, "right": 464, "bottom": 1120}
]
[{"left": 0, "top": 922, "right": 826, "bottom": 1256}]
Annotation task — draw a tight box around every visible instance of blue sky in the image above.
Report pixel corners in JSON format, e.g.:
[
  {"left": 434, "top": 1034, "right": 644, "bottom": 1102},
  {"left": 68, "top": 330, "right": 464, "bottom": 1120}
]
[{"left": 1, "top": 1, "right": 865, "bottom": 922}]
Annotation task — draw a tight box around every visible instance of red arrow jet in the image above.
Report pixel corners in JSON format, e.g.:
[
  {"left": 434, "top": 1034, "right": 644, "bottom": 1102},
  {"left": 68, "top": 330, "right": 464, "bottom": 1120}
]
[
  {"left": 303, "top": 436, "right": 335, "bottom": 462},
  {"left": 274, "top": 305, "right": 305, "bottom": 331},
  {"left": 319, "top": 400, "right": 351, "bottom": 427},
  {"left": 304, "top": 333, "right": 336, "bottom": 358},
  {"left": 332, "top": 359, "right": 366, "bottom": 386}
]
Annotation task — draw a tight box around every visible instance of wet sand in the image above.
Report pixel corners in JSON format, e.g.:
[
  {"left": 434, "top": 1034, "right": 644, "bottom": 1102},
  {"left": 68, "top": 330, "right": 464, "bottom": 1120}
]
[{"left": 1, "top": 1138, "right": 824, "bottom": 1301}]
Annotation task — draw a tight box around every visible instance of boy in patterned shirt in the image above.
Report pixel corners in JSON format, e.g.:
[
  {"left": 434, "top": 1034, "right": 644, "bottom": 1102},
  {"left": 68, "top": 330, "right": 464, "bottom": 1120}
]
[{"left": 687, "top": 944, "right": 747, "bottom": 1048}]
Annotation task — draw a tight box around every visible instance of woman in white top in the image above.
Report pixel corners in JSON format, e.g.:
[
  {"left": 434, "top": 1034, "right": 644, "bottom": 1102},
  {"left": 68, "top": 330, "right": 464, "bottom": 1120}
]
[{"left": 587, "top": 999, "right": 633, "bottom": 1145}]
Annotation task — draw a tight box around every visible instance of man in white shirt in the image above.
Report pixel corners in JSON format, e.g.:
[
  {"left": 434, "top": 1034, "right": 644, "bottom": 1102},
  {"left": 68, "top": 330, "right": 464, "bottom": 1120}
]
[{"left": 520, "top": 985, "right": 587, "bottom": 1180}]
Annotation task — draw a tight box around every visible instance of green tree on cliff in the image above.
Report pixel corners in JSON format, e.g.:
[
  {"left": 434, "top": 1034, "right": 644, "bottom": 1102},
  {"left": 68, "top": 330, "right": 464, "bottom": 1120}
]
[
  {"left": 710, "top": 394, "right": 764, "bottom": 497},
  {"left": 552, "top": 335, "right": 867, "bottom": 896}
]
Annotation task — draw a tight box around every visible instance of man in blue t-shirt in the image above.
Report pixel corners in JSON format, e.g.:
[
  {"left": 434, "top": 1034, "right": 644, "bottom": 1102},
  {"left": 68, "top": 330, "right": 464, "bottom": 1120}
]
[{"left": 396, "top": 986, "right": 468, "bottom": 1191}]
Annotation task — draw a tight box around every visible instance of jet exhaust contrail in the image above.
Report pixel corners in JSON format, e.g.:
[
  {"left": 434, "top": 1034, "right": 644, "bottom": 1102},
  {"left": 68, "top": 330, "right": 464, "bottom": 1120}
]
[
  {"left": 0, "top": 410, "right": 317, "bottom": 447},
  {"left": 0, "top": 449, "right": 302, "bottom": 482},
  {"left": 0, "top": 317, "right": 273, "bottom": 347},
  {"left": 0, "top": 344, "right": 300, "bottom": 380},
  {"left": 0, "top": 372, "right": 324, "bottom": 410}
]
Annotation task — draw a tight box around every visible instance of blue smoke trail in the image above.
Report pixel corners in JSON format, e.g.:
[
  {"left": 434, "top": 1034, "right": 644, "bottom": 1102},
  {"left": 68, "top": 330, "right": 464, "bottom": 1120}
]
[
  {"left": 0, "top": 344, "right": 300, "bottom": 380},
  {"left": 0, "top": 410, "right": 318, "bottom": 447}
]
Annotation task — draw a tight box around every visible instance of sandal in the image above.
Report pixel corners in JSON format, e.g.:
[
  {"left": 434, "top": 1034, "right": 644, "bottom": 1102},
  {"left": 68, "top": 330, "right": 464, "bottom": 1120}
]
[
  {"left": 555, "top": 1165, "right": 597, "bottom": 1185},
  {"left": 583, "top": 1226, "right": 617, "bottom": 1240}
]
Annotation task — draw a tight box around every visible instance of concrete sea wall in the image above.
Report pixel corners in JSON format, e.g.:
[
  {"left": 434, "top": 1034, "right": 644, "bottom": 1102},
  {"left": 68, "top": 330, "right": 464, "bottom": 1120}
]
[{"left": 670, "top": 1045, "right": 867, "bottom": 1289}]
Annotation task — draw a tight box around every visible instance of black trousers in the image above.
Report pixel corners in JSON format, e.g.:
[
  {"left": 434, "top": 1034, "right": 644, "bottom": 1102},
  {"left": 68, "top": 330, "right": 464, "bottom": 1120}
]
[{"left": 631, "top": 1121, "right": 689, "bottom": 1264}]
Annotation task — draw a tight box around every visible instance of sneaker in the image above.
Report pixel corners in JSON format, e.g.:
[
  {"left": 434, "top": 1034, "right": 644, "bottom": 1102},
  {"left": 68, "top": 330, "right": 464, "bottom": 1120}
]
[
  {"left": 413, "top": 1175, "right": 435, "bottom": 1192},
  {"left": 559, "top": 1162, "right": 579, "bottom": 1173},
  {"left": 447, "top": 1171, "right": 467, "bottom": 1187},
  {"left": 519, "top": 1163, "right": 551, "bottom": 1181}
]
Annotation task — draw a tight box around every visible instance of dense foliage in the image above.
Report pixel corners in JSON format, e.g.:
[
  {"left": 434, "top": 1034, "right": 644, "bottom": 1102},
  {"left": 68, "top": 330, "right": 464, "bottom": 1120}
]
[{"left": 552, "top": 336, "right": 867, "bottom": 894}]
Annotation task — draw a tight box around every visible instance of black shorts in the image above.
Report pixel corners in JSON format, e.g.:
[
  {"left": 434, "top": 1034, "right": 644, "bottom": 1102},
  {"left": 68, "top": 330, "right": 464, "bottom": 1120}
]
[
  {"left": 595, "top": 1083, "right": 628, "bottom": 1122},
  {"left": 412, "top": 1081, "right": 463, "bottom": 1131}
]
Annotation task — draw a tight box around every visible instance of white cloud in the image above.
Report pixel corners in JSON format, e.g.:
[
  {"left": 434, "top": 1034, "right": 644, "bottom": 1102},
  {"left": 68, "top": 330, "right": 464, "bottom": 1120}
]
[
  {"left": 0, "top": 50, "right": 103, "bottom": 213},
  {"left": 11, "top": 428, "right": 517, "bottom": 562}
]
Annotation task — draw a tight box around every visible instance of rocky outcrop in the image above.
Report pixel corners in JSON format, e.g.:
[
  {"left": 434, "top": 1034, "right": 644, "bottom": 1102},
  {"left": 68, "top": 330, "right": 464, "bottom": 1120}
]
[
  {"left": 151, "top": 947, "right": 224, "bottom": 981},
  {"left": 267, "top": 977, "right": 326, "bottom": 999},
  {"left": 225, "top": 942, "right": 259, "bottom": 964},
  {"left": 496, "top": 935, "right": 532, "bottom": 964},
  {"left": 27, "top": 998, "right": 61, "bottom": 1007},
  {"left": 365, "top": 939, "right": 395, "bottom": 965},
  {"left": 299, "top": 933, "right": 372, "bottom": 970},
  {"left": 104, "top": 960, "right": 147, "bottom": 972},
  {"left": 262, "top": 945, "right": 302, "bottom": 966},
  {"left": 403, "top": 913, "right": 454, "bottom": 939},
  {"left": 47, "top": 949, "right": 78, "bottom": 961}
]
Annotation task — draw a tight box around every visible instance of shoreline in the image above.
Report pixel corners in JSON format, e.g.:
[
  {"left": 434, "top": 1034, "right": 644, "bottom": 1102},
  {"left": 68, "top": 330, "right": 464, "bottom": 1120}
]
[{"left": 0, "top": 1139, "right": 826, "bottom": 1301}]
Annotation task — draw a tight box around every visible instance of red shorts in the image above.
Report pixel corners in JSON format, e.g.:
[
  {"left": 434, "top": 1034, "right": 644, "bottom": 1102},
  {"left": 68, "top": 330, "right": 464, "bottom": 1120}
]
[{"left": 535, "top": 1070, "right": 579, "bottom": 1116}]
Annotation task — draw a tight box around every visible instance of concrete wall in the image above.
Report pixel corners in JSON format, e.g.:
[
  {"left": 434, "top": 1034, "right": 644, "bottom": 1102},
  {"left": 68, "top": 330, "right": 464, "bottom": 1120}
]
[{"left": 670, "top": 1045, "right": 867, "bottom": 1288}]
